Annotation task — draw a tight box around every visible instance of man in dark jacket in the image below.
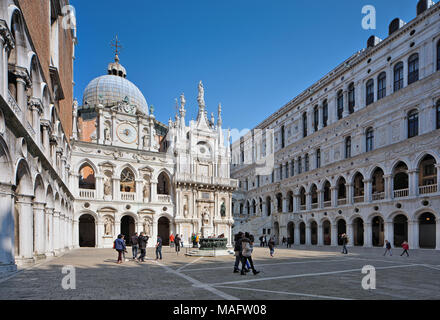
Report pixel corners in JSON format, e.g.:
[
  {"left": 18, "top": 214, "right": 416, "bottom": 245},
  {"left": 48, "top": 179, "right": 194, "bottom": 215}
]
[
  {"left": 233, "top": 232, "right": 247, "bottom": 273},
  {"left": 137, "top": 232, "right": 149, "bottom": 262},
  {"left": 174, "top": 234, "right": 181, "bottom": 255},
  {"left": 131, "top": 232, "right": 139, "bottom": 260}
]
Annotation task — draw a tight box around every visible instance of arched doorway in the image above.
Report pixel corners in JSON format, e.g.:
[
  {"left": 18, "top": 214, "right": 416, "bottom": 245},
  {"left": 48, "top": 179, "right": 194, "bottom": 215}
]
[
  {"left": 419, "top": 213, "right": 436, "bottom": 249},
  {"left": 158, "top": 217, "right": 170, "bottom": 246},
  {"left": 393, "top": 214, "right": 408, "bottom": 247},
  {"left": 353, "top": 218, "right": 364, "bottom": 246},
  {"left": 311, "top": 221, "right": 318, "bottom": 245},
  {"left": 300, "top": 222, "right": 306, "bottom": 245},
  {"left": 337, "top": 219, "right": 346, "bottom": 245},
  {"left": 121, "top": 215, "right": 135, "bottom": 245},
  {"left": 79, "top": 214, "right": 95, "bottom": 247},
  {"left": 372, "top": 216, "right": 384, "bottom": 247},
  {"left": 323, "top": 220, "right": 331, "bottom": 245},
  {"left": 287, "top": 222, "right": 294, "bottom": 244}
]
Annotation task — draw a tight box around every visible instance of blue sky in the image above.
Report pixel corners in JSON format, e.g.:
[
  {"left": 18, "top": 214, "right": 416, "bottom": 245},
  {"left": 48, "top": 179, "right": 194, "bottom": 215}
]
[{"left": 72, "top": 0, "right": 418, "bottom": 134}]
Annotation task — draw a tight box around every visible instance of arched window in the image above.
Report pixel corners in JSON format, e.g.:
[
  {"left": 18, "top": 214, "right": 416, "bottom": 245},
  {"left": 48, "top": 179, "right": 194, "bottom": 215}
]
[
  {"left": 304, "top": 154, "right": 309, "bottom": 172},
  {"left": 408, "top": 109, "right": 419, "bottom": 138},
  {"left": 436, "top": 100, "right": 440, "bottom": 130},
  {"left": 366, "top": 127, "right": 374, "bottom": 152},
  {"left": 120, "top": 168, "right": 135, "bottom": 192},
  {"left": 290, "top": 160, "right": 295, "bottom": 177},
  {"left": 366, "top": 79, "right": 374, "bottom": 106},
  {"left": 348, "top": 83, "right": 355, "bottom": 114},
  {"left": 377, "top": 72, "right": 386, "bottom": 100},
  {"left": 408, "top": 53, "right": 419, "bottom": 85},
  {"left": 337, "top": 90, "right": 344, "bottom": 120},
  {"left": 297, "top": 157, "right": 302, "bottom": 174},
  {"left": 302, "top": 112, "right": 307, "bottom": 137},
  {"left": 345, "top": 137, "right": 351, "bottom": 159},
  {"left": 313, "top": 105, "right": 319, "bottom": 132},
  {"left": 299, "top": 188, "right": 306, "bottom": 209},
  {"left": 316, "top": 149, "right": 321, "bottom": 169},
  {"left": 322, "top": 100, "right": 328, "bottom": 127},
  {"left": 394, "top": 62, "right": 404, "bottom": 92},
  {"left": 79, "top": 164, "right": 96, "bottom": 190}
]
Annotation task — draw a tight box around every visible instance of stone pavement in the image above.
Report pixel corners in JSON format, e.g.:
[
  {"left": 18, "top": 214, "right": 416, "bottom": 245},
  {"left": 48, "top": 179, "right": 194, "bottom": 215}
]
[{"left": 0, "top": 246, "right": 439, "bottom": 300}]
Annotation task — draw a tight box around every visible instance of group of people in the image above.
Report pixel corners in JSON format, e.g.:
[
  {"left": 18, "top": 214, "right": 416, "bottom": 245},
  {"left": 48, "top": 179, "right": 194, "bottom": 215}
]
[
  {"left": 233, "top": 232, "right": 260, "bottom": 275},
  {"left": 114, "top": 232, "right": 164, "bottom": 263},
  {"left": 169, "top": 233, "right": 184, "bottom": 254},
  {"left": 340, "top": 233, "right": 410, "bottom": 257}
]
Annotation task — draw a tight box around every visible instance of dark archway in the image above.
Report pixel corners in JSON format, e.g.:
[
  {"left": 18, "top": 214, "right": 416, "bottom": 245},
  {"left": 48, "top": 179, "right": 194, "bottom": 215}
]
[
  {"left": 372, "top": 216, "right": 384, "bottom": 247},
  {"left": 121, "top": 216, "right": 136, "bottom": 245},
  {"left": 300, "top": 222, "right": 306, "bottom": 245},
  {"left": 79, "top": 214, "right": 95, "bottom": 247},
  {"left": 393, "top": 214, "right": 408, "bottom": 247},
  {"left": 353, "top": 218, "right": 364, "bottom": 246},
  {"left": 419, "top": 213, "right": 436, "bottom": 249},
  {"left": 158, "top": 217, "right": 170, "bottom": 246},
  {"left": 311, "top": 221, "right": 318, "bottom": 245},
  {"left": 337, "top": 219, "right": 347, "bottom": 245},
  {"left": 287, "top": 222, "right": 294, "bottom": 244},
  {"left": 323, "top": 220, "right": 331, "bottom": 245}
]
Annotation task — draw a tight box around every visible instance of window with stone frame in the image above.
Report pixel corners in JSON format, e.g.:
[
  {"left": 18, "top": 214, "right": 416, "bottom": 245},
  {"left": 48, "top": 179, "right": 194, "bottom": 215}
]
[
  {"left": 120, "top": 168, "right": 135, "bottom": 192},
  {"left": 290, "top": 160, "right": 295, "bottom": 177},
  {"left": 377, "top": 72, "right": 386, "bottom": 100},
  {"left": 348, "top": 83, "right": 355, "bottom": 114},
  {"left": 366, "top": 79, "right": 374, "bottom": 106},
  {"left": 322, "top": 100, "right": 328, "bottom": 127},
  {"left": 394, "top": 62, "right": 404, "bottom": 92},
  {"left": 304, "top": 154, "right": 309, "bottom": 172},
  {"left": 298, "top": 157, "right": 302, "bottom": 174},
  {"left": 302, "top": 112, "right": 308, "bottom": 137},
  {"left": 337, "top": 90, "right": 344, "bottom": 120},
  {"left": 345, "top": 137, "right": 352, "bottom": 159},
  {"left": 407, "top": 109, "right": 419, "bottom": 138},
  {"left": 316, "top": 149, "right": 321, "bottom": 169},
  {"left": 366, "top": 127, "right": 374, "bottom": 152},
  {"left": 313, "top": 105, "right": 319, "bottom": 132},
  {"left": 408, "top": 53, "right": 419, "bottom": 85}
]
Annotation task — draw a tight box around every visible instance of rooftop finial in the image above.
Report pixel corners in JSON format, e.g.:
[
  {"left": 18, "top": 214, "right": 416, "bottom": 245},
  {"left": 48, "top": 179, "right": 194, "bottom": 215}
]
[{"left": 111, "top": 35, "right": 123, "bottom": 62}]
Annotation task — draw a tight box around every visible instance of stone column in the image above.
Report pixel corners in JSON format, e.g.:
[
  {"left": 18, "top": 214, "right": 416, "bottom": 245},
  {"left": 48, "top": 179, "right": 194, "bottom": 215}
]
[
  {"left": 151, "top": 180, "right": 158, "bottom": 202},
  {"left": 318, "top": 105, "right": 324, "bottom": 130},
  {"left": 282, "top": 197, "right": 287, "bottom": 213},
  {"left": 364, "top": 179, "right": 372, "bottom": 203},
  {"left": 293, "top": 192, "right": 299, "bottom": 213},
  {"left": 135, "top": 179, "right": 143, "bottom": 202},
  {"left": 45, "top": 207, "right": 54, "bottom": 256},
  {"left": 113, "top": 177, "right": 121, "bottom": 201},
  {"left": 347, "top": 183, "right": 353, "bottom": 205},
  {"left": 331, "top": 186, "right": 338, "bottom": 207},
  {"left": 384, "top": 174, "right": 392, "bottom": 199},
  {"left": 306, "top": 192, "right": 311, "bottom": 211},
  {"left": 0, "top": 183, "right": 16, "bottom": 269},
  {"left": 364, "top": 223, "right": 372, "bottom": 248},
  {"left": 305, "top": 224, "right": 311, "bottom": 245},
  {"left": 0, "top": 34, "right": 5, "bottom": 97},
  {"left": 294, "top": 223, "right": 300, "bottom": 245},
  {"left": 347, "top": 223, "right": 354, "bottom": 247},
  {"left": 73, "top": 218, "right": 79, "bottom": 248},
  {"left": 41, "top": 122, "right": 50, "bottom": 156},
  {"left": 97, "top": 221, "right": 104, "bottom": 248},
  {"left": 53, "top": 210, "right": 60, "bottom": 254},
  {"left": 436, "top": 220, "right": 440, "bottom": 251},
  {"left": 318, "top": 190, "right": 324, "bottom": 209},
  {"left": 95, "top": 175, "right": 104, "bottom": 200},
  {"left": 318, "top": 224, "right": 323, "bottom": 246},
  {"left": 31, "top": 103, "right": 41, "bottom": 145},
  {"left": 16, "top": 77, "right": 27, "bottom": 122},
  {"left": 97, "top": 105, "right": 104, "bottom": 144},
  {"left": 408, "top": 220, "right": 419, "bottom": 249},
  {"left": 33, "top": 202, "right": 46, "bottom": 257},
  {"left": 331, "top": 223, "right": 338, "bottom": 246},
  {"left": 342, "top": 89, "right": 349, "bottom": 117},
  {"left": 408, "top": 169, "right": 418, "bottom": 197},
  {"left": 15, "top": 195, "right": 34, "bottom": 263},
  {"left": 384, "top": 221, "right": 393, "bottom": 247}
]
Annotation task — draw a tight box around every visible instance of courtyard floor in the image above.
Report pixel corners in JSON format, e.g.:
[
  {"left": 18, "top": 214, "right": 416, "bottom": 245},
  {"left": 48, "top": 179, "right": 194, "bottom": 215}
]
[{"left": 0, "top": 246, "right": 439, "bottom": 300}]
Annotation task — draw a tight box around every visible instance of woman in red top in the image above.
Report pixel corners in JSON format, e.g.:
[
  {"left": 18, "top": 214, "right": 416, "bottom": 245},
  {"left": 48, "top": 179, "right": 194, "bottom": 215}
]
[{"left": 400, "top": 241, "right": 409, "bottom": 257}]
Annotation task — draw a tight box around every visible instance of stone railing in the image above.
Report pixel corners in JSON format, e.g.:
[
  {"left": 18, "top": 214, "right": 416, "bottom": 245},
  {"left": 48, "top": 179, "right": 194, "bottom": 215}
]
[
  {"left": 419, "top": 184, "right": 437, "bottom": 195},
  {"left": 175, "top": 173, "right": 238, "bottom": 188},
  {"left": 337, "top": 198, "right": 347, "bottom": 206},
  {"left": 311, "top": 203, "right": 318, "bottom": 209},
  {"left": 7, "top": 90, "right": 22, "bottom": 117},
  {"left": 299, "top": 205, "right": 306, "bottom": 211},
  {"left": 79, "top": 189, "right": 95, "bottom": 199},
  {"left": 394, "top": 188, "right": 409, "bottom": 199},
  {"left": 323, "top": 201, "right": 332, "bottom": 208},
  {"left": 372, "top": 192, "right": 385, "bottom": 201},
  {"left": 157, "top": 194, "right": 171, "bottom": 203},
  {"left": 121, "top": 192, "right": 135, "bottom": 201},
  {"left": 353, "top": 196, "right": 364, "bottom": 203}
]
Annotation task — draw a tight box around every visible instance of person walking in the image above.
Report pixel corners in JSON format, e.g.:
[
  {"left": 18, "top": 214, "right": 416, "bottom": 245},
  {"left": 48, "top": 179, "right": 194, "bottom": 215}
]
[
  {"left": 137, "top": 232, "right": 149, "bottom": 262},
  {"left": 121, "top": 235, "right": 129, "bottom": 262},
  {"left": 282, "top": 236, "right": 287, "bottom": 247},
  {"left": 400, "top": 241, "right": 410, "bottom": 257},
  {"left": 114, "top": 234, "right": 126, "bottom": 264},
  {"left": 264, "top": 235, "right": 268, "bottom": 247},
  {"left": 268, "top": 236, "right": 275, "bottom": 257},
  {"left": 180, "top": 234, "right": 184, "bottom": 248},
  {"left": 155, "top": 235, "right": 163, "bottom": 260},
  {"left": 233, "top": 232, "right": 245, "bottom": 273},
  {"left": 287, "top": 236, "right": 292, "bottom": 248},
  {"left": 259, "top": 235, "right": 264, "bottom": 247},
  {"left": 174, "top": 234, "right": 181, "bottom": 255},
  {"left": 241, "top": 233, "right": 260, "bottom": 275},
  {"left": 131, "top": 232, "right": 139, "bottom": 260},
  {"left": 383, "top": 240, "right": 392, "bottom": 256},
  {"left": 341, "top": 233, "right": 348, "bottom": 254}
]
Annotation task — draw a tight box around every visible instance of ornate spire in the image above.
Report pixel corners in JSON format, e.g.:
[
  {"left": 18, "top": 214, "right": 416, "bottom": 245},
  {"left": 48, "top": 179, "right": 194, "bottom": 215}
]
[
  {"left": 108, "top": 36, "right": 126, "bottom": 78},
  {"left": 179, "top": 93, "right": 186, "bottom": 118},
  {"left": 217, "top": 103, "right": 222, "bottom": 127},
  {"left": 197, "top": 80, "right": 205, "bottom": 109}
]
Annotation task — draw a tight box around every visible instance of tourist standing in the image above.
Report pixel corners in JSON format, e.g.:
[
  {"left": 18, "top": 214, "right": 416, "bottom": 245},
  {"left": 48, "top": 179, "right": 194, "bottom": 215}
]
[
  {"left": 282, "top": 236, "right": 287, "bottom": 247},
  {"left": 268, "top": 236, "right": 275, "bottom": 257},
  {"left": 233, "top": 232, "right": 244, "bottom": 273},
  {"left": 114, "top": 234, "right": 126, "bottom": 264},
  {"left": 156, "top": 235, "right": 163, "bottom": 260},
  {"left": 170, "top": 233, "right": 175, "bottom": 248},
  {"left": 241, "top": 233, "right": 260, "bottom": 275},
  {"left": 341, "top": 233, "right": 348, "bottom": 254},
  {"left": 400, "top": 241, "right": 410, "bottom": 257},
  {"left": 137, "top": 232, "right": 149, "bottom": 262},
  {"left": 287, "top": 237, "right": 292, "bottom": 248},
  {"left": 383, "top": 240, "right": 392, "bottom": 256},
  {"left": 131, "top": 232, "right": 139, "bottom": 260},
  {"left": 174, "top": 234, "right": 181, "bottom": 255},
  {"left": 259, "top": 235, "right": 264, "bottom": 247},
  {"left": 264, "top": 235, "right": 268, "bottom": 247}
]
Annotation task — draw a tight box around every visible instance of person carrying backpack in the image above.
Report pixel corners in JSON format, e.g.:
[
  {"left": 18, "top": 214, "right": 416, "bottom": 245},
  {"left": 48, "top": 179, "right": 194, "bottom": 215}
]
[
  {"left": 114, "top": 234, "right": 126, "bottom": 264},
  {"left": 383, "top": 240, "right": 392, "bottom": 256},
  {"left": 400, "top": 241, "right": 409, "bottom": 257}
]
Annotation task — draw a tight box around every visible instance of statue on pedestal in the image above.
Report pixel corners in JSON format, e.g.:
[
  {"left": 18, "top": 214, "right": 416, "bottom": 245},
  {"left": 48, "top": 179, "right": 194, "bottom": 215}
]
[
  {"left": 220, "top": 202, "right": 226, "bottom": 217},
  {"left": 143, "top": 180, "right": 150, "bottom": 200},
  {"left": 104, "top": 177, "right": 112, "bottom": 196},
  {"left": 104, "top": 217, "right": 113, "bottom": 236}
]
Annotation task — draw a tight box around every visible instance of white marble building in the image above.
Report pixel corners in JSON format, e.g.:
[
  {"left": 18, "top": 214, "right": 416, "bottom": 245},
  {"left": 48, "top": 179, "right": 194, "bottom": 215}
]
[
  {"left": 232, "top": 0, "right": 440, "bottom": 250},
  {"left": 71, "top": 56, "right": 237, "bottom": 248}
]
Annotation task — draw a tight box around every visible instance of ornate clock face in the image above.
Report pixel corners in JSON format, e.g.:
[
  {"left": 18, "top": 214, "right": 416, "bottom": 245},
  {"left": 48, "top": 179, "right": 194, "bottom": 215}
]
[{"left": 117, "top": 123, "right": 137, "bottom": 144}]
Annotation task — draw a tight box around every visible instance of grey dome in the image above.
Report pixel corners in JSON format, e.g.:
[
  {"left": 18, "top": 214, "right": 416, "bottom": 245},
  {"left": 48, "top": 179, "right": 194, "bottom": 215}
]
[{"left": 82, "top": 75, "right": 148, "bottom": 115}]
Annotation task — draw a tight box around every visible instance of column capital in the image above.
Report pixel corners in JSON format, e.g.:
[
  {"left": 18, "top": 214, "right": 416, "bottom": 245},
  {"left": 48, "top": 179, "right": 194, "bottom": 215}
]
[
  {"left": 0, "top": 19, "right": 15, "bottom": 50},
  {"left": 15, "top": 194, "right": 34, "bottom": 204}
]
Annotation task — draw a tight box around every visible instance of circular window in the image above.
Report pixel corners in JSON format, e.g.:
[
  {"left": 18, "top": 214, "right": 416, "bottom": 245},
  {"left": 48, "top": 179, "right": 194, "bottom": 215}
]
[
  {"left": 396, "top": 203, "right": 402, "bottom": 209},
  {"left": 422, "top": 200, "right": 429, "bottom": 206},
  {"left": 126, "top": 204, "right": 131, "bottom": 210},
  {"left": 84, "top": 203, "right": 90, "bottom": 208},
  {"left": 163, "top": 207, "right": 168, "bottom": 211}
]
